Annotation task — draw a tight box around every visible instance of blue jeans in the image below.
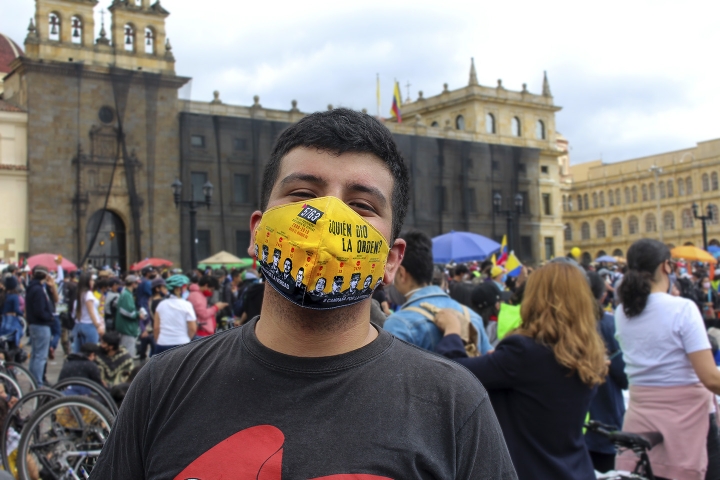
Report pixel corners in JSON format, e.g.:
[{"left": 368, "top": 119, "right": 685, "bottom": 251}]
[
  {"left": 72, "top": 323, "right": 99, "bottom": 353},
  {"left": 50, "top": 315, "right": 61, "bottom": 350},
  {"left": 28, "top": 324, "right": 51, "bottom": 387}
]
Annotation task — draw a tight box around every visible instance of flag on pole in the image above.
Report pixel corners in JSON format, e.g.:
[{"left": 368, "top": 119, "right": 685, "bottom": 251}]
[
  {"left": 390, "top": 81, "right": 402, "bottom": 123},
  {"left": 376, "top": 74, "right": 381, "bottom": 117},
  {"left": 497, "top": 235, "right": 508, "bottom": 266},
  {"left": 490, "top": 253, "right": 497, "bottom": 266},
  {"left": 505, "top": 252, "right": 523, "bottom": 277}
]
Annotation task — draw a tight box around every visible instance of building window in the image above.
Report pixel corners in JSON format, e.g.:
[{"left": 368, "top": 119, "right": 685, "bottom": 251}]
[
  {"left": 456, "top": 115, "right": 465, "bottom": 130},
  {"left": 190, "top": 135, "right": 205, "bottom": 148},
  {"left": 234, "top": 138, "right": 247, "bottom": 150},
  {"left": 511, "top": 117, "right": 521, "bottom": 137},
  {"left": 431, "top": 121, "right": 439, "bottom": 127},
  {"left": 608, "top": 189, "right": 614, "bottom": 206},
  {"left": 613, "top": 249, "right": 624, "bottom": 257},
  {"left": 663, "top": 211, "right": 675, "bottom": 231},
  {"left": 713, "top": 172, "right": 719, "bottom": 191},
  {"left": 123, "top": 23, "right": 135, "bottom": 52},
  {"left": 235, "top": 230, "right": 250, "bottom": 257},
  {"left": 612, "top": 218, "right": 622, "bottom": 236},
  {"left": 562, "top": 195, "right": 567, "bottom": 212},
  {"left": 233, "top": 174, "right": 250, "bottom": 203},
  {"left": 596, "top": 220, "right": 606, "bottom": 238},
  {"left": 592, "top": 192, "right": 598, "bottom": 209},
  {"left": 465, "top": 188, "right": 477, "bottom": 213},
  {"left": 615, "top": 188, "right": 621, "bottom": 206},
  {"left": 564, "top": 223, "right": 572, "bottom": 241},
  {"left": 542, "top": 193, "right": 552, "bottom": 215},
  {"left": 642, "top": 184, "right": 648, "bottom": 201},
  {"left": 649, "top": 183, "right": 655, "bottom": 200},
  {"left": 485, "top": 113, "right": 495, "bottom": 134},
  {"left": 581, "top": 222, "right": 590, "bottom": 240},
  {"left": 709, "top": 204, "right": 719, "bottom": 225},
  {"left": 568, "top": 196, "right": 573, "bottom": 211},
  {"left": 703, "top": 173, "right": 710, "bottom": 192},
  {"left": 583, "top": 194, "right": 589, "bottom": 211},
  {"left": 628, "top": 216, "right": 639, "bottom": 235},
  {"left": 659, "top": 181, "right": 666, "bottom": 199},
  {"left": 435, "top": 186, "right": 447, "bottom": 213},
  {"left": 577, "top": 195, "right": 583, "bottom": 211},
  {"left": 190, "top": 172, "right": 208, "bottom": 202},
  {"left": 667, "top": 179, "right": 674, "bottom": 198},
  {"left": 624, "top": 187, "right": 631, "bottom": 204},
  {"left": 645, "top": 213, "right": 657, "bottom": 233},
  {"left": 686, "top": 176, "right": 693, "bottom": 194},
  {"left": 48, "top": 12, "right": 61, "bottom": 41},
  {"left": 536, "top": 120, "right": 546, "bottom": 140},
  {"left": 196, "top": 230, "right": 211, "bottom": 262},
  {"left": 544, "top": 237, "right": 555, "bottom": 260},
  {"left": 599, "top": 191, "right": 604, "bottom": 208},
  {"left": 144, "top": 27, "right": 155, "bottom": 54},
  {"left": 541, "top": 165, "right": 549, "bottom": 174},
  {"left": 682, "top": 209, "right": 694, "bottom": 228},
  {"left": 677, "top": 178, "right": 685, "bottom": 196},
  {"left": 631, "top": 185, "right": 638, "bottom": 203},
  {"left": 70, "top": 15, "right": 82, "bottom": 45}
]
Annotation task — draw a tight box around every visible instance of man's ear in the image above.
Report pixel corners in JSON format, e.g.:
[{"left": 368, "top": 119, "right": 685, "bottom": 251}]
[
  {"left": 382, "top": 238, "right": 406, "bottom": 286},
  {"left": 247, "top": 210, "right": 263, "bottom": 257}
]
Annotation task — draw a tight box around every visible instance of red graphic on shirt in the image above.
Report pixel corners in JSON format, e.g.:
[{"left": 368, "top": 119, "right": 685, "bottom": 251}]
[{"left": 174, "top": 425, "right": 392, "bottom": 480}]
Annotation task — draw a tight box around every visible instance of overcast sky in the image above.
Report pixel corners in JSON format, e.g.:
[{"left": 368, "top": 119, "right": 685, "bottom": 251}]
[{"left": 3, "top": 0, "right": 719, "bottom": 164}]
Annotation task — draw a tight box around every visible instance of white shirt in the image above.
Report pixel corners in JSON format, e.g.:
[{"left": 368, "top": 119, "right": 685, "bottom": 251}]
[
  {"left": 156, "top": 296, "right": 197, "bottom": 346},
  {"left": 615, "top": 292, "right": 710, "bottom": 387},
  {"left": 73, "top": 291, "right": 101, "bottom": 325}
]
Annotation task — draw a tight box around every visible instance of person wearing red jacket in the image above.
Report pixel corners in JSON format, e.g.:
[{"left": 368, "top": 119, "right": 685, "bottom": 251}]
[{"left": 187, "top": 277, "right": 227, "bottom": 338}]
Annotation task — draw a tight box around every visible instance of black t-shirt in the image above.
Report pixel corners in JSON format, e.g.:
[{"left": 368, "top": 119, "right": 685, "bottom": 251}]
[{"left": 92, "top": 317, "right": 517, "bottom": 479}]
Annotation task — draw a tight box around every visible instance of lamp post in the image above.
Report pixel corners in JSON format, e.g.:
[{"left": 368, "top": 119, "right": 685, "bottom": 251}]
[
  {"left": 493, "top": 192, "right": 524, "bottom": 254},
  {"left": 692, "top": 202, "right": 714, "bottom": 251},
  {"left": 172, "top": 179, "right": 213, "bottom": 269}
]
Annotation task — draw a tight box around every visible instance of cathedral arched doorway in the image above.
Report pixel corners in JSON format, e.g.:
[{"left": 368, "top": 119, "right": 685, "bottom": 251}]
[{"left": 86, "top": 209, "right": 127, "bottom": 271}]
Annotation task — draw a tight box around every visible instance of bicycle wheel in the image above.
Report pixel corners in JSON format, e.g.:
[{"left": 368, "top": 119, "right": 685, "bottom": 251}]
[
  {"left": 52, "top": 377, "right": 118, "bottom": 417},
  {"left": 4, "top": 362, "right": 38, "bottom": 396},
  {"left": 1, "top": 388, "right": 62, "bottom": 472},
  {"left": 16, "top": 395, "right": 114, "bottom": 480},
  {"left": 0, "top": 371, "right": 23, "bottom": 402}
]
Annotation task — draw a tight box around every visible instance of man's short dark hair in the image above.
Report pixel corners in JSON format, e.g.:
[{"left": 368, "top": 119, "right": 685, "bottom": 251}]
[
  {"left": 400, "top": 231, "right": 435, "bottom": 286},
  {"left": 81, "top": 342, "right": 101, "bottom": 356},
  {"left": 102, "top": 331, "right": 121, "bottom": 349},
  {"left": 453, "top": 265, "right": 469, "bottom": 277},
  {"left": 261, "top": 108, "right": 409, "bottom": 241}
]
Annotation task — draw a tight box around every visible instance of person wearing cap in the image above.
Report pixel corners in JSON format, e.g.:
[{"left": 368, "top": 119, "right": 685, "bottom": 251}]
[
  {"left": 153, "top": 275, "right": 197, "bottom": 354},
  {"left": 104, "top": 278, "right": 122, "bottom": 331},
  {"left": 115, "top": 275, "right": 146, "bottom": 357},
  {"left": 25, "top": 266, "right": 57, "bottom": 386},
  {"left": 58, "top": 342, "right": 104, "bottom": 388}
]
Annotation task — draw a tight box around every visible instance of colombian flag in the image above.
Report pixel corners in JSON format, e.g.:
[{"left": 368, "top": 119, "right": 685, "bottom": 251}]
[
  {"left": 505, "top": 252, "right": 523, "bottom": 277},
  {"left": 390, "top": 81, "right": 402, "bottom": 123},
  {"left": 497, "top": 235, "right": 508, "bottom": 266}
]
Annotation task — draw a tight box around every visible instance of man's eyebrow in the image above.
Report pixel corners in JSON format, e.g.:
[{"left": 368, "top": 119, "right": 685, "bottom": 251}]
[
  {"left": 280, "top": 173, "right": 327, "bottom": 187},
  {"left": 347, "top": 182, "right": 387, "bottom": 209}
]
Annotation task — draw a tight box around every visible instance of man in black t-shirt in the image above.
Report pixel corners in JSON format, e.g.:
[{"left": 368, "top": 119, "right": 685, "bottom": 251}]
[{"left": 92, "top": 109, "right": 516, "bottom": 479}]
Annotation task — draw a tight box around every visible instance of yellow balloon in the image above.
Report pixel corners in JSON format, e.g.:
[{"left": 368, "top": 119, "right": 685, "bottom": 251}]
[{"left": 571, "top": 247, "right": 581, "bottom": 259}]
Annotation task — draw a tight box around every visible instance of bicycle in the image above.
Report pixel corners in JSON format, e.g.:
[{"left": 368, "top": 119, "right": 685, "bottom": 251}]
[
  {"left": 15, "top": 395, "right": 115, "bottom": 480},
  {"left": 52, "top": 377, "right": 119, "bottom": 417},
  {"left": 585, "top": 420, "right": 663, "bottom": 480}
]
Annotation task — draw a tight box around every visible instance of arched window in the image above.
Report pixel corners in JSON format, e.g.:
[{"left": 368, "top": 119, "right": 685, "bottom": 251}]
[
  {"left": 562, "top": 195, "right": 567, "bottom": 212},
  {"left": 596, "top": 220, "right": 606, "bottom": 238},
  {"left": 682, "top": 209, "right": 694, "bottom": 228},
  {"left": 642, "top": 184, "right": 648, "bottom": 201},
  {"left": 712, "top": 172, "right": 719, "bottom": 191},
  {"left": 577, "top": 195, "right": 583, "bottom": 211},
  {"left": 608, "top": 190, "right": 614, "bottom": 206},
  {"left": 583, "top": 194, "right": 589, "bottom": 210},
  {"left": 511, "top": 117, "right": 521, "bottom": 137},
  {"left": 659, "top": 181, "right": 666, "bottom": 199},
  {"left": 628, "top": 216, "right": 639, "bottom": 235},
  {"left": 667, "top": 179, "right": 674, "bottom": 198},
  {"left": 564, "top": 223, "right": 572, "bottom": 241},
  {"left": 70, "top": 15, "right": 82, "bottom": 44},
  {"left": 649, "top": 183, "right": 655, "bottom": 200},
  {"left": 677, "top": 178, "right": 685, "bottom": 196},
  {"left": 599, "top": 191, "right": 605, "bottom": 208},
  {"left": 455, "top": 115, "right": 465, "bottom": 130},
  {"left": 611, "top": 218, "right": 622, "bottom": 236},
  {"left": 631, "top": 185, "right": 638, "bottom": 203},
  {"left": 144, "top": 27, "right": 155, "bottom": 54},
  {"left": 612, "top": 248, "right": 624, "bottom": 257},
  {"left": 592, "top": 192, "right": 598, "bottom": 209},
  {"left": 624, "top": 187, "right": 631, "bottom": 204},
  {"left": 663, "top": 211, "right": 675, "bottom": 230},
  {"left": 568, "top": 196, "right": 573, "bottom": 211},
  {"left": 431, "top": 121, "right": 439, "bottom": 127},
  {"left": 485, "top": 113, "right": 495, "bottom": 134},
  {"left": 709, "top": 204, "right": 719, "bottom": 225},
  {"left": 124, "top": 23, "right": 135, "bottom": 52},
  {"left": 48, "top": 12, "right": 61, "bottom": 41},
  {"left": 645, "top": 213, "right": 657, "bottom": 233},
  {"left": 686, "top": 176, "right": 693, "bottom": 194},
  {"left": 581, "top": 222, "right": 590, "bottom": 240},
  {"left": 615, "top": 188, "right": 621, "bottom": 205},
  {"left": 703, "top": 173, "right": 710, "bottom": 192},
  {"left": 597, "top": 250, "right": 607, "bottom": 258},
  {"left": 536, "top": 120, "right": 545, "bottom": 139}
]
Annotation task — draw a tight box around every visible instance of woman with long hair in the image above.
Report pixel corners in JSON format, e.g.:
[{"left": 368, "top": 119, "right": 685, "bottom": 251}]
[
  {"left": 72, "top": 272, "right": 105, "bottom": 353},
  {"left": 615, "top": 239, "right": 720, "bottom": 479},
  {"left": 435, "top": 261, "right": 607, "bottom": 480}
]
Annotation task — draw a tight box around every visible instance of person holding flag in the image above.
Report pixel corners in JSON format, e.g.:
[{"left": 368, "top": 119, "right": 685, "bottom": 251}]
[
  {"left": 496, "top": 235, "right": 509, "bottom": 266},
  {"left": 390, "top": 81, "right": 402, "bottom": 123}
]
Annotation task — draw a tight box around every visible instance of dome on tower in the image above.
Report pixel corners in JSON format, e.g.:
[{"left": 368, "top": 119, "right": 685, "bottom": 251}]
[{"left": 0, "top": 33, "right": 23, "bottom": 76}]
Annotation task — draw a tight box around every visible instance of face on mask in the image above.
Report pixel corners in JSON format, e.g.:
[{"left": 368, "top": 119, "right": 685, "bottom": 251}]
[{"left": 255, "top": 196, "right": 389, "bottom": 310}]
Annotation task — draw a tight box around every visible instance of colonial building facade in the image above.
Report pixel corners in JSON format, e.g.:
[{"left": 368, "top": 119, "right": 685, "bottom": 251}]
[{"left": 562, "top": 138, "right": 720, "bottom": 264}]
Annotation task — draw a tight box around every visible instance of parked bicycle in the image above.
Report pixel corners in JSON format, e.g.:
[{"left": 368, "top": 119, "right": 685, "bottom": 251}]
[{"left": 585, "top": 420, "right": 663, "bottom": 480}]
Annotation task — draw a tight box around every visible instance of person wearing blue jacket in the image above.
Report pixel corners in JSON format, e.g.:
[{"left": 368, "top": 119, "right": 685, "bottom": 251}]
[
  {"left": 25, "top": 265, "right": 56, "bottom": 386},
  {"left": 384, "top": 231, "right": 492, "bottom": 354}
]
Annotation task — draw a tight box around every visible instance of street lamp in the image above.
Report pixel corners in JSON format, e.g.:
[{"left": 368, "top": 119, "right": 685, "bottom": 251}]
[
  {"left": 692, "top": 202, "right": 714, "bottom": 251},
  {"left": 172, "top": 178, "right": 213, "bottom": 269},
  {"left": 493, "top": 192, "right": 524, "bottom": 254}
]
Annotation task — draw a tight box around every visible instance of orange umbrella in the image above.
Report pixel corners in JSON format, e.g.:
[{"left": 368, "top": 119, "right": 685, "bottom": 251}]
[{"left": 670, "top": 246, "right": 717, "bottom": 264}]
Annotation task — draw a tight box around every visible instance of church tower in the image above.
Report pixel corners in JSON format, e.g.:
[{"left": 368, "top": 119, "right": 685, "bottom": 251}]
[{"left": 2, "top": 0, "right": 189, "bottom": 270}]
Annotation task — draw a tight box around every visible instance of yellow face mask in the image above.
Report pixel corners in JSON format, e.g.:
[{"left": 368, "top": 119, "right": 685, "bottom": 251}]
[{"left": 254, "top": 196, "right": 390, "bottom": 310}]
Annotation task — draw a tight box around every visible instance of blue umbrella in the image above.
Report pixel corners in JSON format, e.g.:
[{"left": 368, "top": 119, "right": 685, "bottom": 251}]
[
  {"left": 431, "top": 231, "right": 501, "bottom": 264},
  {"left": 595, "top": 255, "right": 617, "bottom": 263},
  {"left": 708, "top": 245, "right": 720, "bottom": 258}
]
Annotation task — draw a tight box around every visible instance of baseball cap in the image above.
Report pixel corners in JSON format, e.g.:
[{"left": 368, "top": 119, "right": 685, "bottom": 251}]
[
  {"left": 125, "top": 274, "right": 139, "bottom": 284},
  {"left": 471, "top": 283, "right": 501, "bottom": 310}
]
